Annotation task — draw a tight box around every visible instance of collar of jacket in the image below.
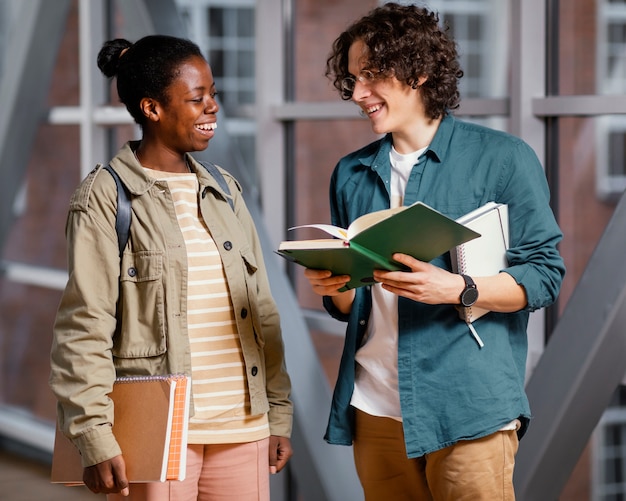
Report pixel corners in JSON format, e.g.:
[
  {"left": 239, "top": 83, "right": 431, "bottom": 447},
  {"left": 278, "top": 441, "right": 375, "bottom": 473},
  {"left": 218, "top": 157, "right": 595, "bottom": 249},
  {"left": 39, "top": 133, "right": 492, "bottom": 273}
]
[{"left": 107, "top": 141, "right": 240, "bottom": 204}]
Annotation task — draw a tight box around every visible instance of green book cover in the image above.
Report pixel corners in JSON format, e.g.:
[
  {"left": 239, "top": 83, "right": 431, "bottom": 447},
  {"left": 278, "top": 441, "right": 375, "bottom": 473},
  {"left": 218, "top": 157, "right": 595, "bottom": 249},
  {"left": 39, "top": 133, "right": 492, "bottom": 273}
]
[{"left": 276, "top": 202, "right": 480, "bottom": 290}]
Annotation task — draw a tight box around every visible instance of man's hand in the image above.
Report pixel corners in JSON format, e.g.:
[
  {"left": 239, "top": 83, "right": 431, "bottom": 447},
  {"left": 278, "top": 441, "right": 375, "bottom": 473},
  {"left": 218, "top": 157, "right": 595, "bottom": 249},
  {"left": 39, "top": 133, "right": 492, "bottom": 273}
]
[
  {"left": 269, "top": 435, "right": 293, "bottom": 474},
  {"left": 303, "top": 269, "right": 350, "bottom": 297},
  {"left": 83, "top": 455, "right": 129, "bottom": 496},
  {"left": 373, "top": 253, "right": 461, "bottom": 304},
  {"left": 374, "top": 253, "right": 527, "bottom": 312},
  {"left": 303, "top": 269, "right": 355, "bottom": 314}
]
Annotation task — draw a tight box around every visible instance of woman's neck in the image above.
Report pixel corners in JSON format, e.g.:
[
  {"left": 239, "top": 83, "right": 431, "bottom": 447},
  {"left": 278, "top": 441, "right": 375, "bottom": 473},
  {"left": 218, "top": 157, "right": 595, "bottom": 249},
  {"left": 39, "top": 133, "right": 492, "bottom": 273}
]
[{"left": 134, "top": 143, "right": 189, "bottom": 173}]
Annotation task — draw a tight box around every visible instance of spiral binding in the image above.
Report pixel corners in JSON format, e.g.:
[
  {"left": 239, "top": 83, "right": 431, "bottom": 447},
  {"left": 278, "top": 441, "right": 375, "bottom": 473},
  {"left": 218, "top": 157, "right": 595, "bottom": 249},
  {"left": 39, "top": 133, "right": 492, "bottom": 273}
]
[
  {"left": 456, "top": 245, "right": 472, "bottom": 321},
  {"left": 115, "top": 373, "right": 187, "bottom": 383}
]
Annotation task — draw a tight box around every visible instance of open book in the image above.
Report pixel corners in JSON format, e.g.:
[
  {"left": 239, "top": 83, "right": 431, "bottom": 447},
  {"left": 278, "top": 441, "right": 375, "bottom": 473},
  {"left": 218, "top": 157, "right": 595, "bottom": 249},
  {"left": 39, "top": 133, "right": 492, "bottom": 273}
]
[
  {"left": 277, "top": 202, "right": 481, "bottom": 290},
  {"left": 51, "top": 374, "right": 191, "bottom": 485},
  {"left": 450, "top": 202, "right": 509, "bottom": 346}
]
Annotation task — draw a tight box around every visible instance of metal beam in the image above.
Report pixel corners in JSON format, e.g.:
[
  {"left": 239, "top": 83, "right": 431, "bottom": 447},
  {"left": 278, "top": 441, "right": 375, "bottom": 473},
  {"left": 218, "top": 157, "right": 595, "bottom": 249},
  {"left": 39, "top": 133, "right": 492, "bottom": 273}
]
[
  {"left": 78, "top": 0, "right": 108, "bottom": 179},
  {"left": 509, "top": 0, "right": 545, "bottom": 152},
  {"left": 256, "top": 0, "right": 288, "bottom": 248},
  {"left": 514, "top": 190, "right": 626, "bottom": 500},
  {"left": 533, "top": 95, "right": 626, "bottom": 116},
  {"left": 0, "top": 0, "right": 71, "bottom": 253},
  {"left": 270, "top": 98, "right": 509, "bottom": 122}
]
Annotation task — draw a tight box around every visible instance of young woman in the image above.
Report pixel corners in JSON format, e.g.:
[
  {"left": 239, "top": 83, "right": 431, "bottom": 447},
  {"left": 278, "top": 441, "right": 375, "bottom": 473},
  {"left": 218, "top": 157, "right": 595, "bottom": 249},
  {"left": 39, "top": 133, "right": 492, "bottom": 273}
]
[
  {"left": 303, "top": 4, "right": 565, "bottom": 500},
  {"left": 50, "top": 35, "right": 292, "bottom": 501}
]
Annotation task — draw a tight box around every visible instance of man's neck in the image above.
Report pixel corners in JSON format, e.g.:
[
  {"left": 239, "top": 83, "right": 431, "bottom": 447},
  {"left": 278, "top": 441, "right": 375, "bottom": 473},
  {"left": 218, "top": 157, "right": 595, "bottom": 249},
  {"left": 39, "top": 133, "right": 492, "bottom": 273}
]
[{"left": 391, "top": 116, "right": 442, "bottom": 154}]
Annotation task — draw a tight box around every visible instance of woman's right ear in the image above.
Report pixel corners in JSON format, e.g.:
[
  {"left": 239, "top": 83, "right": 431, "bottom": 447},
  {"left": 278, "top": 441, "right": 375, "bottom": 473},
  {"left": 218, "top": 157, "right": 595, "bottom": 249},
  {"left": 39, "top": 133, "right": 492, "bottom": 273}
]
[{"left": 139, "top": 97, "right": 160, "bottom": 122}]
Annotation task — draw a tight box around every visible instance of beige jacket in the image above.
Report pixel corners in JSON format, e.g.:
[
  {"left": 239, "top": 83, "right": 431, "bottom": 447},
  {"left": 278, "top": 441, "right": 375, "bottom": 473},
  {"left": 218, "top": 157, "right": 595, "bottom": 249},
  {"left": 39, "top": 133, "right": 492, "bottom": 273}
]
[{"left": 50, "top": 142, "right": 292, "bottom": 467}]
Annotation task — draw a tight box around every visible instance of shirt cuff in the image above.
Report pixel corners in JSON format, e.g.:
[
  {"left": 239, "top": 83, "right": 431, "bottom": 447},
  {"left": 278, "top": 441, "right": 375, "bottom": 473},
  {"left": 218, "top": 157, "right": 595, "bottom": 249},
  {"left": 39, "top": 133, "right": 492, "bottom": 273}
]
[{"left": 73, "top": 423, "right": 122, "bottom": 467}]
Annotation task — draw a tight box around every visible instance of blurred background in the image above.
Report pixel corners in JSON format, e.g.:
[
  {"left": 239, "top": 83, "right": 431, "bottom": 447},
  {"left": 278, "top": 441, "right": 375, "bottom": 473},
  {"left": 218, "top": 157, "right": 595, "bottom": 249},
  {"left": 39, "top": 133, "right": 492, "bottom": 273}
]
[{"left": 0, "top": 0, "right": 625, "bottom": 500}]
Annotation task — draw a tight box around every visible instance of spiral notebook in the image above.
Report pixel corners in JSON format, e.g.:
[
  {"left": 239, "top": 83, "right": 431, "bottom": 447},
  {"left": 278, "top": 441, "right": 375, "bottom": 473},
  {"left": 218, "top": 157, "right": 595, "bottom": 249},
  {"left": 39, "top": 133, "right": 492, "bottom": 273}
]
[
  {"left": 51, "top": 374, "right": 190, "bottom": 484},
  {"left": 450, "top": 203, "right": 509, "bottom": 346}
]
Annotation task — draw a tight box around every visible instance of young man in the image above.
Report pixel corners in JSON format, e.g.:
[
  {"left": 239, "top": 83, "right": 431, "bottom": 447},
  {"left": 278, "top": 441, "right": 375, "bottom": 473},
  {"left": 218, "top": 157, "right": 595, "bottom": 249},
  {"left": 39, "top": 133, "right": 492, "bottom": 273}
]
[{"left": 303, "top": 4, "right": 565, "bottom": 500}]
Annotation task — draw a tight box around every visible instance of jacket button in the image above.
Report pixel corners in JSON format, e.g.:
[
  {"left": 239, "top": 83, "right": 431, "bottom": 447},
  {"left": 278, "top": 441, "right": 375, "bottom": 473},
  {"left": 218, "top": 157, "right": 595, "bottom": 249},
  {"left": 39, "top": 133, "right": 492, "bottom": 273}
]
[
  {"left": 241, "top": 308, "right": 248, "bottom": 319},
  {"left": 223, "top": 241, "right": 233, "bottom": 251},
  {"left": 127, "top": 267, "right": 137, "bottom": 277},
  {"left": 251, "top": 366, "right": 258, "bottom": 376},
  {"left": 359, "top": 319, "right": 366, "bottom": 326}
]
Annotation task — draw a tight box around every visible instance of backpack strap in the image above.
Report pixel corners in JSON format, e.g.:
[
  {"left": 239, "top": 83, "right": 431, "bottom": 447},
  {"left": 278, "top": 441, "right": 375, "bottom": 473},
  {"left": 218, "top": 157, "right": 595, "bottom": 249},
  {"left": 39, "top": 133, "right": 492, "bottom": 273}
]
[
  {"left": 104, "top": 160, "right": 234, "bottom": 259},
  {"left": 103, "top": 165, "right": 131, "bottom": 258},
  {"left": 199, "top": 160, "right": 234, "bottom": 210}
]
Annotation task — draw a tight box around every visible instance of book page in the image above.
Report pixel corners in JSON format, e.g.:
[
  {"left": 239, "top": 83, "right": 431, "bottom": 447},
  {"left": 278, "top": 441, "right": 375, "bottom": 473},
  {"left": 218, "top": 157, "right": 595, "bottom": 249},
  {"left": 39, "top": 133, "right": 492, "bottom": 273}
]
[
  {"left": 288, "top": 224, "right": 348, "bottom": 240},
  {"left": 279, "top": 239, "right": 347, "bottom": 250},
  {"left": 160, "top": 379, "right": 176, "bottom": 481},
  {"left": 166, "top": 374, "right": 190, "bottom": 480},
  {"left": 346, "top": 206, "right": 406, "bottom": 239},
  {"left": 289, "top": 205, "right": 410, "bottom": 241}
]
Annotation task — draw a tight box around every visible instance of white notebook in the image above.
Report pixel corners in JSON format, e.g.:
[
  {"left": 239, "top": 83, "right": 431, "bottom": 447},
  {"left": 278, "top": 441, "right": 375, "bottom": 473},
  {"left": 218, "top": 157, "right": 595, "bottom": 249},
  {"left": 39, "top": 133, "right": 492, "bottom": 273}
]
[{"left": 451, "top": 203, "right": 509, "bottom": 345}]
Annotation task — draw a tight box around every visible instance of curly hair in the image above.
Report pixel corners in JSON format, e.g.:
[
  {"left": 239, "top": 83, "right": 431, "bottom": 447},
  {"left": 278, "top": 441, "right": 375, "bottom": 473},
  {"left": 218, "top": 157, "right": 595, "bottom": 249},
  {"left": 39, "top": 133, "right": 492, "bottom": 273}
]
[
  {"left": 97, "top": 35, "right": 204, "bottom": 127},
  {"left": 326, "top": 3, "right": 463, "bottom": 120}
]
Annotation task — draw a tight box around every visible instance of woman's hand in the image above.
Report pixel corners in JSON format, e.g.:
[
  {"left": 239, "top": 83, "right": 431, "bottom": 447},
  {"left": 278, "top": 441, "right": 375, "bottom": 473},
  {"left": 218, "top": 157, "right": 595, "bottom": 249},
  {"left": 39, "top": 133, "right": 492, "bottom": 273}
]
[
  {"left": 83, "top": 455, "right": 129, "bottom": 496},
  {"left": 269, "top": 435, "right": 293, "bottom": 474}
]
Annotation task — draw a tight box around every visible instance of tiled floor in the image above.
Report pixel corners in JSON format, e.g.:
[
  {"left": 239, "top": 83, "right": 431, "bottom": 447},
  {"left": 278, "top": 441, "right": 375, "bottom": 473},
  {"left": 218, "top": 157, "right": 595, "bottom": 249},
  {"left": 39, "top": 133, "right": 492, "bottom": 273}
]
[{"left": 0, "top": 446, "right": 104, "bottom": 501}]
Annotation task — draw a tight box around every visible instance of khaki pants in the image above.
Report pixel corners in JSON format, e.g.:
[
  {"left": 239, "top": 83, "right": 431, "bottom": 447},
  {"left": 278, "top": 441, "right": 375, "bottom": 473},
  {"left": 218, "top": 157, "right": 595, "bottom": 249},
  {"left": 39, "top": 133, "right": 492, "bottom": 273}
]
[
  {"left": 108, "top": 438, "right": 270, "bottom": 501},
  {"left": 353, "top": 409, "right": 518, "bottom": 501}
]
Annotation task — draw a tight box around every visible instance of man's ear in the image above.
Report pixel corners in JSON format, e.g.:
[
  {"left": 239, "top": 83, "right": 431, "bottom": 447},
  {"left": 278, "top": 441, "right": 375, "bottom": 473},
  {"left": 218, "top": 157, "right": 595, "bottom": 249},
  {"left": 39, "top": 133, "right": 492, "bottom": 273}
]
[
  {"left": 412, "top": 75, "right": 429, "bottom": 89},
  {"left": 139, "top": 97, "right": 160, "bottom": 122}
]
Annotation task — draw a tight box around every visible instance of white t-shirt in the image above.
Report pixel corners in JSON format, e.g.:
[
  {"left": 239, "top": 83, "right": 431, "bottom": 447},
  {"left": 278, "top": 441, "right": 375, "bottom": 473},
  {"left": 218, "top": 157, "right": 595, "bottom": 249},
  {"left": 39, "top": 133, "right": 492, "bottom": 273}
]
[
  {"left": 350, "top": 145, "right": 426, "bottom": 420},
  {"left": 349, "top": 147, "right": 522, "bottom": 432}
]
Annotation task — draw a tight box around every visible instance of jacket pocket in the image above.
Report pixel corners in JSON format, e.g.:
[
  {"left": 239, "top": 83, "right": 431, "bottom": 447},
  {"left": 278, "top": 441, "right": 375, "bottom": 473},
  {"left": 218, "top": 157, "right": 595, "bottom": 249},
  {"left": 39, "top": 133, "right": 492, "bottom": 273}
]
[
  {"left": 114, "top": 250, "right": 167, "bottom": 358},
  {"left": 240, "top": 246, "right": 265, "bottom": 348},
  {"left": 241, "top": 248, "right": 258, "bottom": 277}
]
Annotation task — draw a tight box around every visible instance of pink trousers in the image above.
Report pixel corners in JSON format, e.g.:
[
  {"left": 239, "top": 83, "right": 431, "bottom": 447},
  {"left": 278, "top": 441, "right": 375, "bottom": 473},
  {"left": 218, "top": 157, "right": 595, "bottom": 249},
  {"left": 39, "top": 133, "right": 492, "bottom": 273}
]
[{"left": 107, "top": 438, "right": 270, "bottom": 501}]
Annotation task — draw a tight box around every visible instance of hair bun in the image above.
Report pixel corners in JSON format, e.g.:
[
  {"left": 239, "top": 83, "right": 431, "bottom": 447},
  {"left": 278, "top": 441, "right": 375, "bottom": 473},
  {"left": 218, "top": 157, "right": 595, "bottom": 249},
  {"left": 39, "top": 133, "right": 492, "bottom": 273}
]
[{"left": 97, "top": 39, "right": 133, "bottom": 78}]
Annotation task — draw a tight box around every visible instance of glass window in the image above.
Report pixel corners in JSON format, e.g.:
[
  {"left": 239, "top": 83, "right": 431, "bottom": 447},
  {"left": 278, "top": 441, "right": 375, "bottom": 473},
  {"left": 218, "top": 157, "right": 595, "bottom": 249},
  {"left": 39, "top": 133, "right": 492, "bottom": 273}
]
[
  {"left": 563, "top": 0, "right": 626, "bottom": 97},
  {"left": 608, "top": 130, "right": 626, "bottom": 176},
  {"left": 593, "top": 389, "right": 626, "bottom": 500},
  {"left": 556, "top": 3, "right": 626, "bottom": 499},
  {"left": 396, "top": 0, "right": 510, "bottom": 99},
  {"left": 176, "top": 0, "right": 257, "bottom": 178},
  {"left": 203, "top": 6, "right": 256, "bottom": 114}
]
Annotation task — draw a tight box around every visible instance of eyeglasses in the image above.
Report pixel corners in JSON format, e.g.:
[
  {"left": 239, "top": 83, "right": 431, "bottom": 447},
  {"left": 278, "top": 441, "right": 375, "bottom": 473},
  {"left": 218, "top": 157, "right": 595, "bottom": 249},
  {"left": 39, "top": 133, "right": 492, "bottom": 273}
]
[{"left": 340, "top": 69, "right": 381, "bottom": 98}]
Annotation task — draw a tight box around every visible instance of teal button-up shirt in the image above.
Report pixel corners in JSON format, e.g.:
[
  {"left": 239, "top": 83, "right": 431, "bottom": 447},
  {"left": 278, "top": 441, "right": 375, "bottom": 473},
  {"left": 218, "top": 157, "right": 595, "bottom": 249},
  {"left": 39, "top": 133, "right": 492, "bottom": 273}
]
[{"left": 323, "top": 115, "right": 565, "bottom": 458}]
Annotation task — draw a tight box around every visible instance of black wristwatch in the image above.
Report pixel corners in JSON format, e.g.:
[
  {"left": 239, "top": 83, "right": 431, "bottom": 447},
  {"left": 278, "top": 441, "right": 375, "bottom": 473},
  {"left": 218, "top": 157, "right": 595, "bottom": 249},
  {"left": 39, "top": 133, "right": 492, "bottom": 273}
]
[{"left": 459, "top": 274, "right": 479, "bottom": 307}]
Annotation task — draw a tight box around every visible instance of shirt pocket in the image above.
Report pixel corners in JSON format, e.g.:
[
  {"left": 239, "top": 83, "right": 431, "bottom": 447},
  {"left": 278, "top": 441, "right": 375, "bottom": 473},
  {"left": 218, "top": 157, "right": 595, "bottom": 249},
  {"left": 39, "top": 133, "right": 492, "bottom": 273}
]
[{"left": 114, "top": 250, "right": 166, "bottom": 358}]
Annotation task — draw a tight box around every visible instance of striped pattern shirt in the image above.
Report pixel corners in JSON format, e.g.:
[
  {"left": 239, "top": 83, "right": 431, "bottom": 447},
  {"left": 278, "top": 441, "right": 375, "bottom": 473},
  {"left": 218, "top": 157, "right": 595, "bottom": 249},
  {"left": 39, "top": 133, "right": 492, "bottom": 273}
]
[{"left": 143, "top": 168, "right": 269, "bottom": 444}]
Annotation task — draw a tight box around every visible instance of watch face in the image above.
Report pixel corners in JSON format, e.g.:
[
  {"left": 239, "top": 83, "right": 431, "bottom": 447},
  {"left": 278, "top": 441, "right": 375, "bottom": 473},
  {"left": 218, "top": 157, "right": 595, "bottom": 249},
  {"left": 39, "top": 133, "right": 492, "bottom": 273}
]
[{"left": 461, "top": 287, "right": 479, "bottom": 307}]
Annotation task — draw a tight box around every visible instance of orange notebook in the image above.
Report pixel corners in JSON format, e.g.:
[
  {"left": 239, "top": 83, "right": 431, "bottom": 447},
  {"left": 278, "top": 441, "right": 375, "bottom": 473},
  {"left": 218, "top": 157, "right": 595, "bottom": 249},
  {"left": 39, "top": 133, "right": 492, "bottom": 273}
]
[{"left": 51, "top": 374, "right": 190, "bottom": 484}]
